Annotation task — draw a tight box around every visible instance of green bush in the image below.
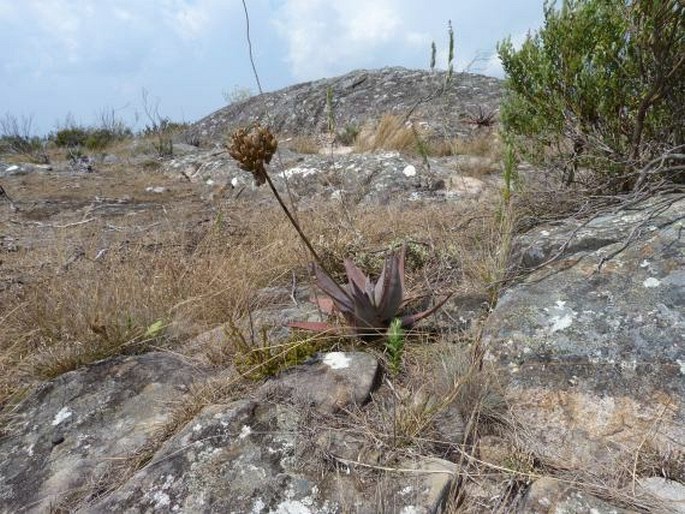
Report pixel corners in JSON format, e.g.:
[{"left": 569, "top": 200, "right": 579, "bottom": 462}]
[
  {"left": 53, "top": 127, "right": 89, "bottom": 148},
  {"left": 84, "top": 127, "right": 132, "bottom": 151},
  {"left": 498, "top": 0, "right": 685, "bottom": 191},
  {"left": 53, "top": 125, "right": 132, "bottom": 150}
]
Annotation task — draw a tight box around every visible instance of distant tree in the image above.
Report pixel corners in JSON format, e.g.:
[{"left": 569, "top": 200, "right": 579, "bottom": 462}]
[{"left": 498, "top": 0, "right": 685, "bottom": 191}]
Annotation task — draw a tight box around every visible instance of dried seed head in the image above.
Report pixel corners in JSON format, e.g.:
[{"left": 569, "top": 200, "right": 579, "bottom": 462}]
[{"left": 227, "top": 124, "right": 278, "bottom": 185}]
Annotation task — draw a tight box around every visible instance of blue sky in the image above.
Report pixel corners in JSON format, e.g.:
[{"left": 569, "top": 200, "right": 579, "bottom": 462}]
[{"left": 0, "top": 1, "right": 543, "bottom": 135}]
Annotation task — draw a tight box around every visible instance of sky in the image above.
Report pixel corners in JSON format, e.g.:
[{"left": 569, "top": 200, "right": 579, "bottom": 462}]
[{"left": 0, "top": 1, "right": 544, "bottom": 136}]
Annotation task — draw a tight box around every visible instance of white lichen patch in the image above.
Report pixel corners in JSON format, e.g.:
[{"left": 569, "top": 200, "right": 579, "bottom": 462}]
[
  {"left": 239, "top": 425, "right": 252, "bottom": 439},
  {"left": 399, "top": 485, "right": 414, "bottom": 496},
  {"left": 620, "top": 359, "right": 637, "bottom": 371},
  {"left": 152, "top": 490, "right": 170, "bottom": 509},
  {"left": 251, "top": 498, "right": 265, "bottom": 514},
  {"left": 550, "top": 314, "right": 573, "bottom": 332},
  {"left": 640, "top": 259, "right": 650, "bottom": 268},
  {"left": 548, "top": 300, "right": 576, "bottom": 333},
  {"left": 323, "top": 352, "right": 351, "bottom": 370},
  {"left": 400, "top": 507, "right": 421, "bottom": 514},
  {"left": 402, "top": 164, "right": 417, "bottom": 177},
  {"left": 643, "top": 277, "right": 661, "bottom": 288},
  {"left": 51, "top": 407, "right": 72, "bottom": 426},
  {"left": 280, "top": 167, "right": 318, "bottom": 179},
  {"left": 677, "top": 359, "right": 685, "bottom": 375},
  {"left": 273, "top": 499, "right": 314, "bottom": 514}
]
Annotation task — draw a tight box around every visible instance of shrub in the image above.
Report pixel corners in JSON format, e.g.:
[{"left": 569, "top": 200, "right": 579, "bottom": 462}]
[
  {"left": 53, "top": 127, "right": 89, "bottom": 148},
  {"left": 0, "top": 113, "right": 49, "bottom": 163},
  {"left": 498, "top": 0, "right": 685, "bottom": 191}
]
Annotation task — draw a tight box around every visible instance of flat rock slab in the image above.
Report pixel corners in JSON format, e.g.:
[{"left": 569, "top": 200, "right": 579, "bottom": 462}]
[
  {"left": 638, "top": 477, "right": 685, "bottom": 513},
  {"left": 484, "top": 194, "right": 684, "bottom": 470},
  {"left": 0, "top": 352, "right": 204, "bottom": 513},
  {"left": 90, "top": 398, "right": 457, "bottom": 514},
  {"left": 167, "top": 147, "right": 493, "bottom": 208},
  {"left": 519, "top": 477, "right": 637, "bottom": 514},
  {"left": 259, "top": 351, "right": 381, "bottom": 414},
  {"left": 88, "top": 399, "right": 327, "bottom": 513}
]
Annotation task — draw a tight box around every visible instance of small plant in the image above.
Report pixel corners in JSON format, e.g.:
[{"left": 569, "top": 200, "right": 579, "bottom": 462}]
[
  {"left": 430, "top": 41, "right": 437, "bottom": 72},
  {"left": 464, "top": 106, "right": 497, "bottom": 128},
  {"left": 140, "top": 89, "right": 176, "bottom": 157},
  {"left": 335, "top": 124, "right": 360, "bottom": 146},
  {"left": 0, "top": 113, "right": 49, "bottom": 163},
  {"left": 325, "top": 86, "right": 335, "bottom": 135},
  {"left": 502, "top": 141, "right": 518, "bottom": 204},
  {"left": 227, "top": 125, "right": 450, "bottom": 339},
  {"left": 292, "top": 245, "right": 451, "bottom": 338},
  {"left": 226, "top": 319, "right": 329, "bottom": 380},
  {"left": 446, "top": 20, "right": 455, "bottom": 84},
  {"left": 54, "top": 127, "right": 89, "bottom": 148},
  {"left": 385, "top": 318, "right": 405, "bottom": 375}
]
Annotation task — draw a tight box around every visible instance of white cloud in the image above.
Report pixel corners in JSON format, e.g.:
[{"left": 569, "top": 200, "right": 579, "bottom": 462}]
[
  {"left": 480, "top": 30, "right": 531, "bottom": 78},
  {"left": 272, "top": 0, "right": 429, "bottom": 79}
]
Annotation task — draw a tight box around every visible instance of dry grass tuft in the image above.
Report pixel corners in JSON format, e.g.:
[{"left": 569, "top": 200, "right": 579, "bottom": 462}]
[
  {"left": 430, "top": 130, "right": 501, "bottom": 160},
  {"left": 355, "top": 115, "right": 424, "bottom": 153},
  {"left": 284, "top": 136, "right": 320, "bottom": 154}
]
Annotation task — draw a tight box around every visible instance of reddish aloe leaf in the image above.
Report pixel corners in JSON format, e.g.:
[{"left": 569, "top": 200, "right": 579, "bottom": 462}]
[
  {"left": 374, "top": 247, "right": 405, "bottom": 322},
  {"left": 344, "top": 258, "right": 373, "bottom": 299},
  {"left": 313, "top": 264, "right": 352, "bottom": 313},
  {"left": 400, "top": 293, "right": 453, "bottom": 328},
  {"left": 347, "top": 278, "right": 380, "bottom": 329},
  {"left": 311, "top": 295, "right": 335, "bottom": 315}
]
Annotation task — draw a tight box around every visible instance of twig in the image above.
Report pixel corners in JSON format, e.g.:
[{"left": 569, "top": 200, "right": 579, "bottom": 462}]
[
  {"left": 290, "top": 270, "right": 298, "bottom": 306},
  {"left": 240, "top": 0, "right": 263, "bottom": 95},
  {"left": 8, "top": 218, "right": 95, "bottom": 229},
  {"left": 328, "top": 454, "right": 456, "bottom": 475}
]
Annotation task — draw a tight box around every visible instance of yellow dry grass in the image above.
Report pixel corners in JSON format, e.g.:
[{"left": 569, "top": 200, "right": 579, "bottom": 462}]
[
  {"left": 355, "top": 114, "right": 423, "bottom": 153},
  {"left": 0, "top": 151, "right": 509, "bottom": 409}
]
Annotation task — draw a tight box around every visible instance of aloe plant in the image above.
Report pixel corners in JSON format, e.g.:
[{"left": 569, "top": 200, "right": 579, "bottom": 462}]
[
  {"left": 290, "top": 246, "right": 451, "bottom": 338},
  {"left": 227, "top": 125, "right": 450, "bottom": 339}
]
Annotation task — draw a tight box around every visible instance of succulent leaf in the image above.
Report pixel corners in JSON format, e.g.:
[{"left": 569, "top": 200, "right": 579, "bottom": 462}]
[
  {"left": 313, "top": 263, "right": 353, "bottom": 313},
  {"left": 374, "top": 247, "right": 405, "bottom": 322},
  {"left": 399, "top": 292, "right": 453, "bottom": 328},
  {"left": 343, "top": 259, "right": 371, "bottom": 298},
  {"left": 295, "top": 245, "right": 448, "bottom": 338}
]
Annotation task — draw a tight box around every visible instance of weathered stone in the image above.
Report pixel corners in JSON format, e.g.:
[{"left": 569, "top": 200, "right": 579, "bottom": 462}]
[
  {"left": 519, "top": 477, "right": 637, "bottom": 513},
  {"left": 89, "top": 396, "right": 457, "bottom": 514},
  {"left": 259, "top": 352, "right": 381, "bottom": 414},
  {"left": 87, "top": 399, "right": 333, "bottom": 513},
  {"left": 170, "top": 142, "right": 199, "bottom": 155},
  {"left": 186, "top": 67, "right": 502, "bottom": 145},
  {"left": 166, "top": 146, "right": 495, "bottom": 209},
  {"left": 638, "top": 477, "right": 685, "bottom": 513},
  {"left": 396, "top": 457, "right": 458, "bottom": 514},
  {"left": 0, "top": 352, "right": 204, "bottom": 512},
  {"left": 483, "top": 194, "right": 685, "bottom": 470}
]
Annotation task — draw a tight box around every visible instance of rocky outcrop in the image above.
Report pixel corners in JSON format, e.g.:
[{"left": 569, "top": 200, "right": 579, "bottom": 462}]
[
  {"left": 166, "top": 147, "right": 498, "bottom": 208},
  {"left": 0, "top": 352, "right": 204, "bottom": 513},
  {"left": 483, "top": 194, "right": 685, "bottom": 474},
  {"left": 0, "top": 348, "right": 459, "bottom": 513},
  {"left": 187, "top": 67, "right": 502, "bottom": 145}
]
